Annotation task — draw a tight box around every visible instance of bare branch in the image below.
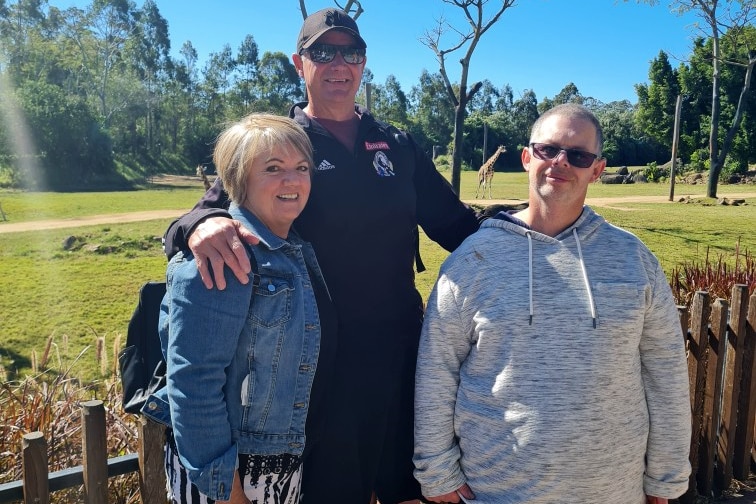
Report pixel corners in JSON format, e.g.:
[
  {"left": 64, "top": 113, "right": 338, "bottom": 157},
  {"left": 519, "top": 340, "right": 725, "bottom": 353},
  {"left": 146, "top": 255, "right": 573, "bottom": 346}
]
[
  {"left": 336, "top": 0, "right": 364, "bottom": 19},
  {"left": 299, "top": 0, "right": 307, "bottom": 20}
]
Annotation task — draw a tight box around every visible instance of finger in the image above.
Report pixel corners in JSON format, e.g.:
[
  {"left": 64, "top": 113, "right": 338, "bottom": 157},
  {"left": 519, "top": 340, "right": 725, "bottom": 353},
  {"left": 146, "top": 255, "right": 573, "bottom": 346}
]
[
  {"left": 209, "top": 254, "right": 228, "bottom": 291},
  {"left": 194, "top": 254, "right": 215, "bottom": 290},
  {"left": 235, "top": 222, "right": 260, "bottom": 246},
  {"left": 458, "top": 484, "right": 476, "bottom": 500}
]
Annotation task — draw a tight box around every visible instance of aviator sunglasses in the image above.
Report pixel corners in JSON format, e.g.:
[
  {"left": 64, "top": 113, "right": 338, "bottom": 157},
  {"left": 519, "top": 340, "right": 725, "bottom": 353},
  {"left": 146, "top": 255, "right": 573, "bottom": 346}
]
[
  {"left": 302, "top": 43, "right": 366, "bottom": 65},
  {"left": 529, "top": 142, "right": 599, "bottom": 169}
]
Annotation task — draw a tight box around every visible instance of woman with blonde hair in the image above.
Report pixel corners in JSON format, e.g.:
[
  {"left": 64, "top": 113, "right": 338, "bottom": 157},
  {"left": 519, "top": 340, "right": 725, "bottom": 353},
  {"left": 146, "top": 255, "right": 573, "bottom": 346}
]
[{"left": 143, "top": 113, "right": 335, "bottom": 504}]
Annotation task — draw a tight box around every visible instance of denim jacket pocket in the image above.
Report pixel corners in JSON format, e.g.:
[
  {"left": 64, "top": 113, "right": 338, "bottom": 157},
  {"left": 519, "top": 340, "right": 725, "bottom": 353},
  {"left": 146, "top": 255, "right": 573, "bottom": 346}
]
[{"left": 250, "top": 274, "right": 293, "bottom": 327}]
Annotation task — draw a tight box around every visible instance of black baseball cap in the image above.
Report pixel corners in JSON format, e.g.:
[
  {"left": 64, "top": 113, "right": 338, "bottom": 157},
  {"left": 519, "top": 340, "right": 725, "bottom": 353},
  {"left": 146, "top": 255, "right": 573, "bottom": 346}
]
[{"left": 297, "top": 8, "right": 367, "bottom": 54}]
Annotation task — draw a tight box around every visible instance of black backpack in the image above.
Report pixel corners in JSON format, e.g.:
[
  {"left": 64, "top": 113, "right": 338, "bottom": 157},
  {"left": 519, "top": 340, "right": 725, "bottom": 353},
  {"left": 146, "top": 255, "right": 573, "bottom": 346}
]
[
  {"left": 119, "top": 281, "right": 168, "bottom": 414},
  {"left": 119, "top": 252, "right": 259, "bottom": 414}
]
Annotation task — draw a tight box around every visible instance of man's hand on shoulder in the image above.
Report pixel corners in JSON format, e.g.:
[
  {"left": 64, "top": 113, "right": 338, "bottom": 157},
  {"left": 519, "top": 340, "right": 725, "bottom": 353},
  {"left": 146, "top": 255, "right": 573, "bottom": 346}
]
[{"left": 189, "top": 217, "right": 259, "bottom": 290}]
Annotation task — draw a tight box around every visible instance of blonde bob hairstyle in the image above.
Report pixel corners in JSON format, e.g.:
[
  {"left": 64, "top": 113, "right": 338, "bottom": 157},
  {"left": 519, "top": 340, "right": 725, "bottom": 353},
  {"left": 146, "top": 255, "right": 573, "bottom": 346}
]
[{"left": 213, "top": 113, "right": 314, "bottom": 205}]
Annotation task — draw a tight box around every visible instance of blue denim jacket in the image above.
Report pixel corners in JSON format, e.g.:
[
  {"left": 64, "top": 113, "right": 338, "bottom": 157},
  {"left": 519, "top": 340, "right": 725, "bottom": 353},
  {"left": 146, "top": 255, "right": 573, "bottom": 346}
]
[{"left": 141, "top": 203, "right": 327, "bottom": 501}]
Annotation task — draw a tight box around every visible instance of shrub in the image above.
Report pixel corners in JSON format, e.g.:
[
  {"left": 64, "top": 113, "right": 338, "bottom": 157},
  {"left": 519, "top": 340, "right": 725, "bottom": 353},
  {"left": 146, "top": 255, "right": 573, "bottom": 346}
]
[
  {"left": 670, "top": 243, "right": 754, "bottom": 307},
  {"left": 644, "top": 161, "right": 664, "bottom": 183}
]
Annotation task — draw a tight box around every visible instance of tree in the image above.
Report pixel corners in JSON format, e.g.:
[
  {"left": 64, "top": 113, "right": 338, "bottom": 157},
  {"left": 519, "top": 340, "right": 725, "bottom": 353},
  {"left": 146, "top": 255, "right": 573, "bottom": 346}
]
[
  {"left": 421, "top": 0, "right": 514, "bottom": 194},
  {"left": 408, "top": 69, "right": 455, "bottom": 155},
  {"left": 236, "top": 34, "right": 260, "bottom": 109},
  {"left": 631, "top": 0, "right": 756, "bottom": 197},
  {"left": 538, "top": 82, "right": 585, "bottom": 113},
  {"left": 129, "top": 0, "right": 170, "bottom": 154},
  {"left": 254, "top": 51, "right": 302, "bottom": 115},
  {"left": 635, "top": 51, "right": 680, "bottom": 159},
  {"left": 369, "top": 75, "right": 410, "bottom": 129}
]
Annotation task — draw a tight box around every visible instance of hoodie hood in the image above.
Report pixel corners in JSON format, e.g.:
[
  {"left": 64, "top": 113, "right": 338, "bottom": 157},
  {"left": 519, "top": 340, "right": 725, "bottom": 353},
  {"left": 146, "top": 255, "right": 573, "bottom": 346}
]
[{"left": 482, "top": 206, "right": 607, "bottom": 328}]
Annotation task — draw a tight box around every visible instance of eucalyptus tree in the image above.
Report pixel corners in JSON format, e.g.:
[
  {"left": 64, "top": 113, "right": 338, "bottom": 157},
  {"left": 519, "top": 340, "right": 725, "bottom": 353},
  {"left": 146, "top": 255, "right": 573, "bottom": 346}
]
[
  {"left": 128, "top": 0, "right": 170, "bottom": 154},
  {"left": 408, "top": 69, "right": 455, "bottom": 155},
  {"left": 509, "top": 89, "right": 539, "bottom": 147},
  {"left": 369, "top": 74, "right": 410, "bottom": 129},
  {"left": 538, "top": 82, "right": 584, "bottom": 113},
  {"left": 236, "top": 34, "right": 260, "bottom": 110},
  {"left": 253, "top": 51, "right": 302, "bottom": 115},
  {"left": 420, "top": 0, "right": 514, "bottom": 194},
  {"left": 68, "top": 0, "right": 138, "bottom": 127},
  {"left": 200, "top": 43, "right": 235, "bottom": 123}
]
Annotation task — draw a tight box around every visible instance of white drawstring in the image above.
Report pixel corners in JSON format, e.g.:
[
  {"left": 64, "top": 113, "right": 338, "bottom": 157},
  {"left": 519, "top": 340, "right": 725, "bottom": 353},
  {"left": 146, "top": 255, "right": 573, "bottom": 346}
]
[
  {"left": 526, "top": 231, "right": 534, "bottom": 325},
  {"left": 573, "top": 228, "right": 597, "bottom": 328}
]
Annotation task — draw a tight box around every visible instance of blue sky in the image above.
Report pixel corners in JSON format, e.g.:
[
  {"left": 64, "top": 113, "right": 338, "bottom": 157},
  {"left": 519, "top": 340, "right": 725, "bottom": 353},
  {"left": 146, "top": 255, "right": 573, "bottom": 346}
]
[{"left": 52, "top": 0, "right": 704, "bottom": 104}]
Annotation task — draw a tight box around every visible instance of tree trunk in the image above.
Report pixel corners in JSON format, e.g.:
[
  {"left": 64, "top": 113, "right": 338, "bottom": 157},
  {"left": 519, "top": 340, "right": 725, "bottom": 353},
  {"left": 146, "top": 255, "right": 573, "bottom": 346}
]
[
  {"left": 450, "top": 99, "right": 467, "bottom": 195},
  {"left": 706, "top": 33, "right": 721, "bottom": 198}
]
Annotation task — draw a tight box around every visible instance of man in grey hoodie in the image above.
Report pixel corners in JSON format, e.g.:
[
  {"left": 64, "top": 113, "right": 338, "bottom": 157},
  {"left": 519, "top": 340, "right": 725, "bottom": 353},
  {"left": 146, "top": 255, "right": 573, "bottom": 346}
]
[{"left": 413, "top": 103, "right": 691, "bottom": 504}]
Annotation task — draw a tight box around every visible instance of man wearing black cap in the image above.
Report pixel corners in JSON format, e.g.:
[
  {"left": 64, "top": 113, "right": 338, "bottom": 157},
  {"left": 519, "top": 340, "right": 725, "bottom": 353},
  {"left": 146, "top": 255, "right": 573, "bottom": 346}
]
[{"left": 163, "top": 8, "right": 482, "bottom": 504}]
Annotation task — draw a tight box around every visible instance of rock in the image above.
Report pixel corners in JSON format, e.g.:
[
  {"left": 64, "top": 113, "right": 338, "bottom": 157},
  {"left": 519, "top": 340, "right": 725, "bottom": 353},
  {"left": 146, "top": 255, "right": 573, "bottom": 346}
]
[
  {"left": 62, "top": 236, "right": 77, "bottom": 250},
  {"left": 600, "top": 173, "right": 626, "bottom": 184}
]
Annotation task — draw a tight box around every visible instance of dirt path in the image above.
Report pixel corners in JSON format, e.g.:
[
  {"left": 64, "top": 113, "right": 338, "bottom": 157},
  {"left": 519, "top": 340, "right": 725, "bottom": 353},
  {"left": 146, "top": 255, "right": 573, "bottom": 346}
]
[
  {"left": 1, "top": 192, "right": 755, "bottom": 234},
  {"left": 0, "top": 209, "right": 185, "bottom": 234}
]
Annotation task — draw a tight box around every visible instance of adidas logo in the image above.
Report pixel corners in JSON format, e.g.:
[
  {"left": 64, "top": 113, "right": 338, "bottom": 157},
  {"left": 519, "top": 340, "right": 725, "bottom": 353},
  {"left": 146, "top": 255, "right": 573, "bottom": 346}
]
[{"left": 316, "top": 159, "right": 336, "bottom": 171}]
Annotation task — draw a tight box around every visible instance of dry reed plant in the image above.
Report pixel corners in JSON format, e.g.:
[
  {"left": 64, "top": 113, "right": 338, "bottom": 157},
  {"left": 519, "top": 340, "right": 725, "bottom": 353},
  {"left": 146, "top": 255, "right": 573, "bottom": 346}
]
[{"left": 0, "top": 336, "right": 141, "bottom": 503}]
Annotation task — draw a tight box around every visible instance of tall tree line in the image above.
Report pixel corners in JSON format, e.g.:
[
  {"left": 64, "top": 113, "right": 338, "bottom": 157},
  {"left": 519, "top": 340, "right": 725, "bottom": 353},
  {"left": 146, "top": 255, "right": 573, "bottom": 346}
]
[{"left": 0, "top": 0, "right": 752, "bottom": 191}]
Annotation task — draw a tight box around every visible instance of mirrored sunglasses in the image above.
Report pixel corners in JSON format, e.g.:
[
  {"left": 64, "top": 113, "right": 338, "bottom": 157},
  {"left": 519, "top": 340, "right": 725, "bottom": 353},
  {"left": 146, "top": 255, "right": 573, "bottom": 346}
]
[
  {"left": 529, "top": 143, "right": 598, "bottom": 169},
  {"left": 302, "top": 44, "right": 366, "bottom": 65}
]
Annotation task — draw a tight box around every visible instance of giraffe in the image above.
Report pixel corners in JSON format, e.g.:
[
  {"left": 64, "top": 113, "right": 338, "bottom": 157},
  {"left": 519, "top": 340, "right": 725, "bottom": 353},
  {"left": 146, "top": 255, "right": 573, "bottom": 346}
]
[
  {"left": 196, "top": 164, "right": 211, "bottom": 191},
  {"left": 475, "top": 145, "right": 507, "bottom": 199}
]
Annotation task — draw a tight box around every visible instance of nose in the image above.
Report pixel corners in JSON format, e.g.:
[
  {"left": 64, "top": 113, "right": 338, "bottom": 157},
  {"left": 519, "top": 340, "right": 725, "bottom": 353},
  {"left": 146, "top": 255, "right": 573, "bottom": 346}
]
[
  {"left": 330, "top": 50, "right": 348, "bottom": 66},
  {"left": 281, "top": 169, "right": 303, "bottom": 186},
  {"left": 552, "top": 149, "right": 570, "bottom": 165}
]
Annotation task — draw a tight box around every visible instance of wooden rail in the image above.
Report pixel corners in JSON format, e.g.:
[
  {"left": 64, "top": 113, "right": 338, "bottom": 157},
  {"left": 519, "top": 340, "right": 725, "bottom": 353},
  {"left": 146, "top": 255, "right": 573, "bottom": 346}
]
[{"left": 0, "top": 401, "right": 166, "bottom": 504}]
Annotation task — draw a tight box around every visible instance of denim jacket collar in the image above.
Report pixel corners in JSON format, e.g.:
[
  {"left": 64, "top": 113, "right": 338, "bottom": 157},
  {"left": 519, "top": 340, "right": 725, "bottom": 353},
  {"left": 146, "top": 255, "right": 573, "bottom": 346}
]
[{"left": 228, "top": 203, "right": 305, "bottom": 252}]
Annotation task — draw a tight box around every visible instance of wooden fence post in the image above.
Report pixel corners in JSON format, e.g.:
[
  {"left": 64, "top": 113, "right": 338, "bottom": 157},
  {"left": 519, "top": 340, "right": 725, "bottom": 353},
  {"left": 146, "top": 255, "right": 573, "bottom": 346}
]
[
  {"left": 678, "top": 305, "right": 689, "bottom": 345},
  {"left": 733, "top": 291, "right": 756, "bottom": 479},
  {"left": 717, "top": 285, "right": 749, "bottom": 491},
  {"left": 137, "top": 416, "right": 167, "bottom": 504},
  {"left": 82, "top": 400, "right": 108, "bottom": 504},
  {"left": 700, "top": 298, "right": 728, "bottom": 497},
  {"left": 22, "top": 432, "right": 49, "bottom": 504},
  {"left": 686, "top": 291, "right": 711, "bottom": 498}
]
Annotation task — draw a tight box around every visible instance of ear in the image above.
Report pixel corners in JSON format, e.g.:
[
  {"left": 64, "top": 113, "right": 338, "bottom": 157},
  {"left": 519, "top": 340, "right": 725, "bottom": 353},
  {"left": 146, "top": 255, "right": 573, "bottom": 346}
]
[
  {"left": 591, "top": 158, "right": 607, "bottom": 182},
  {"left": 292, "top": 53, "right": 304, "bottom": 75},
  {"left": 521, "top": 146, "right": 531, "bottom": 172}
]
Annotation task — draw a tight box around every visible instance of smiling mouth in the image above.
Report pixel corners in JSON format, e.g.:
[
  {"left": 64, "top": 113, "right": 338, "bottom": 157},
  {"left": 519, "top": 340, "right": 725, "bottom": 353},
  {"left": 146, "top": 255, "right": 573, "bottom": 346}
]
[{"left": 277, "top": 193, "right": 299, "bottom": 200}]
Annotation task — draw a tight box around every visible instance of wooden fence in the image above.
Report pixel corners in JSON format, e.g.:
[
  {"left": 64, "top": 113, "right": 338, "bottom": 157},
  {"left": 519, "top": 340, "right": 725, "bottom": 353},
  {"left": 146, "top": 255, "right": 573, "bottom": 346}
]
[
  {"left": 0, "top": 285, "right": 754, "bottom": 503},
  {"left": 682, "top": 285, "right": 756, "bottom": 502},
  {"left": 0, "top": 401, "right": 166, "bottom": 504}
]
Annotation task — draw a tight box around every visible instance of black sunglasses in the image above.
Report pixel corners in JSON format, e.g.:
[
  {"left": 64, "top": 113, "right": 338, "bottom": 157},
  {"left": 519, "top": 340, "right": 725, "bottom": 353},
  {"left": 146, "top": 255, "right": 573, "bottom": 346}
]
[
  {"left": 302, "top": 44, "right": 366, "bottom": 65},
  {"left": 529, "top": 142, "right": 598, "bottom": 169}
]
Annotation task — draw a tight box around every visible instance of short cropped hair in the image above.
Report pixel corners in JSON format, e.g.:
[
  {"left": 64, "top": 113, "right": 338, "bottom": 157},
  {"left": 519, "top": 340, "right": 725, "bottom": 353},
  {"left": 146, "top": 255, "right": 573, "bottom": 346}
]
[
  {"left": 213, "top": 113, "right": 314, "bottom": 205},
  {"left": 530, "top": 103, "right": 604, "bottom": 157}
]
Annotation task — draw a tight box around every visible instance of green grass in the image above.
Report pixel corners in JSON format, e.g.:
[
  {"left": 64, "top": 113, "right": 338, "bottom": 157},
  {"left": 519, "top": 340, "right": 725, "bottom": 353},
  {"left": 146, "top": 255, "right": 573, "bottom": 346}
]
[
  {"left": 0, "top": 185, "right": 205, "bottom": 222},
  {"left": 1, "top": 172, "right": 754, "bottom": 382}
]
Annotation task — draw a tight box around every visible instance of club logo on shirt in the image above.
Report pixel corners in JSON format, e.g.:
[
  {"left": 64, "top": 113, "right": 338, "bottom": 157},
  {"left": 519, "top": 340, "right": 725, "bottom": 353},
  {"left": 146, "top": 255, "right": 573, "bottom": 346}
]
[
  {"left": 373, "top": 151, "right": 395, "bottom": 177},
  {"left": 316, "top": 159, "right": 336, "bottom": 171},
  {"left": 365, "top": 141, "right": 390, "bottom": 151}
]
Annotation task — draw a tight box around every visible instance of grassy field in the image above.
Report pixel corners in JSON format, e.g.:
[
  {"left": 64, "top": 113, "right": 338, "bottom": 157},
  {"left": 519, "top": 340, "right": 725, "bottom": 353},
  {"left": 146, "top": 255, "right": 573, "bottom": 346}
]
[{"left": 1, "top": 171, "right": 754, "bottom": 383}]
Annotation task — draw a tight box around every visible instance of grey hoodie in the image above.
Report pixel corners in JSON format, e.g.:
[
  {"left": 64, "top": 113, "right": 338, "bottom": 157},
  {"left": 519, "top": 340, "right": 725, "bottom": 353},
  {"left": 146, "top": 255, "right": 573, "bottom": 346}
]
[{"left": 414, "top": 206, "right": 691, "bottom": 503}]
